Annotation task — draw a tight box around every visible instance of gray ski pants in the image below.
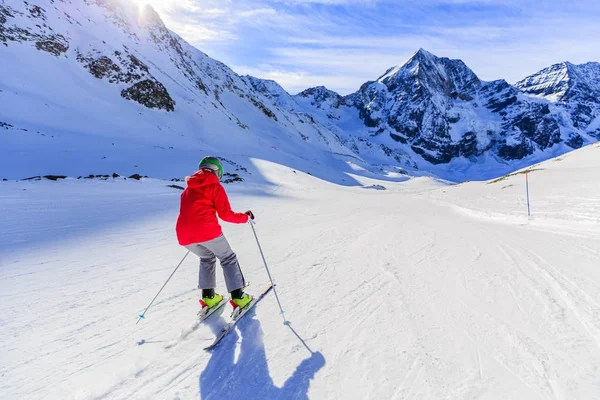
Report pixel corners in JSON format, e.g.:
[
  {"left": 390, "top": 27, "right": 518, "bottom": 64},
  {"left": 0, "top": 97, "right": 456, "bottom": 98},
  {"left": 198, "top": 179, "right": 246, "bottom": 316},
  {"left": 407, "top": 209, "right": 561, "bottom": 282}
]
[{"left": 185, "top": 234, "right": 246, "bottom": 293}]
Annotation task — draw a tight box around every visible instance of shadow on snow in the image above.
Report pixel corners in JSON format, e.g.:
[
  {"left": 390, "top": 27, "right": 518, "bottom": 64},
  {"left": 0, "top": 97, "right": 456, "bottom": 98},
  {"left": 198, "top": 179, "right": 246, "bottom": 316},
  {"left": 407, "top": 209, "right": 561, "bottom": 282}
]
[{"left": 200, "top": 315, "right": 325, "bottom": 400}]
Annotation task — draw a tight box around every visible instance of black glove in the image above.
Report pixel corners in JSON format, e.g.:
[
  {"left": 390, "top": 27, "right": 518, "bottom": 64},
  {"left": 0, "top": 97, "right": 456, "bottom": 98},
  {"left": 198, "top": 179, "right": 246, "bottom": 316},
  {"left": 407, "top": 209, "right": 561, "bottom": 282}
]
[{"left": 245, "top": 210, "right": 255, "bottom": 220}]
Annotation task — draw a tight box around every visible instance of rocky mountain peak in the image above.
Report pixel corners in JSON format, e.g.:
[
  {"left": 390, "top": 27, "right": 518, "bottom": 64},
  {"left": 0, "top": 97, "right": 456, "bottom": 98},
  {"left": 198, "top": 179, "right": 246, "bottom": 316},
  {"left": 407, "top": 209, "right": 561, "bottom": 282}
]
[
  {"left": 516, "top": 61, "right": 600, "bottom": 102},
  {"left": 515, "top": 62, "right": 572, "bottom": 100},
  {"left": 376, "top": 48, "right": 481, "bottom": 99},
  {"left": 295, "top": 86, "right": 344, "bottom": 109}
]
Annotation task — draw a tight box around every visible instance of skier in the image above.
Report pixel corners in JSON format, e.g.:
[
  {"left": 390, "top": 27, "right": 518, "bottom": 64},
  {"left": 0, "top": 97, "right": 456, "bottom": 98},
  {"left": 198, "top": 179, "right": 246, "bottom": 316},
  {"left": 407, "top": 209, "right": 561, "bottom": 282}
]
[{"left": 176, "top": 156, "right": 255, "bottom": 314}]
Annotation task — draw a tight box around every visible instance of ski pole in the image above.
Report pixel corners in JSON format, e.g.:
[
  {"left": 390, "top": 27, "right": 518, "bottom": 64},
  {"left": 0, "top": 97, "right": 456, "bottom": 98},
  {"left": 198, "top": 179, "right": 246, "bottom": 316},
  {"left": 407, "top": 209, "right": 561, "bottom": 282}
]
[
  {"left": 250, "top": 220, "right": 287, "bottom": 324},
  {"left": 136, "top": 250, "right": 190, "bottom": 324}
]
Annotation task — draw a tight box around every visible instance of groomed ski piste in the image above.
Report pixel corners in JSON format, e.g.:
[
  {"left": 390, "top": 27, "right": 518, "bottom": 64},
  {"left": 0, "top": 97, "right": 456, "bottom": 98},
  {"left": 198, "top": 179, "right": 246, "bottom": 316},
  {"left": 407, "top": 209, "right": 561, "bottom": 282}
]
[{"left": 2, "top": 143, "right": 600, "bottom": 400}]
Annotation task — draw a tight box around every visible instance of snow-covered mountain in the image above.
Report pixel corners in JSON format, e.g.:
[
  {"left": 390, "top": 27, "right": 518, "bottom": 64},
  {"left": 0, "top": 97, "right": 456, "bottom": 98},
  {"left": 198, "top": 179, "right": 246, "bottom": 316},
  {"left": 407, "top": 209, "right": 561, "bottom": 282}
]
[
  {"left": 1, "top": 1, "right": 600, "bottom": 182},
  {"left": 293, "top": 49, "right": 600, "bottom": 180},
  {"left": 0, "top": 0, "right": 362, "bottom": 183},
  {"left": 516, "top": 61, "right": 600, "bottom": 137}
]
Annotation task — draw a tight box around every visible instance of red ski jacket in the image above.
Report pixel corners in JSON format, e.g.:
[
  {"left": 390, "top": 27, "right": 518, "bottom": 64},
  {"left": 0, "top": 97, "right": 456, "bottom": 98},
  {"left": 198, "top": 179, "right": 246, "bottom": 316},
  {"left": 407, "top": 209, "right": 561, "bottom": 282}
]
[{"left": 176, "top": 170, "right": 249, "bottom": 245}]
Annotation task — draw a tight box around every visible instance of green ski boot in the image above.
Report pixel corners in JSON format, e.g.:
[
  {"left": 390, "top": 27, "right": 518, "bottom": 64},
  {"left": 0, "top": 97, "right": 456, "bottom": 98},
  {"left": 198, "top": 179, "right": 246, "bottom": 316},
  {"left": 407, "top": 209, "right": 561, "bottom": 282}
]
[
  {"left": 200, "top": 289, "right": 224, "bottom": 309},
  {"left": 230, "top": 293, "right": 253, "bottom": 309}
]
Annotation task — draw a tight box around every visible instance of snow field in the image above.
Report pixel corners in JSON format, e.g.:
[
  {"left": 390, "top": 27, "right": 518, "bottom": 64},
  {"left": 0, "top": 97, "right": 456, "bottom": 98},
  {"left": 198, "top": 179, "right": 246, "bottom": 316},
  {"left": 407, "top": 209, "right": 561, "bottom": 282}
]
[{"left": 1, "top": 147, "right": 600, "bottom": 399}]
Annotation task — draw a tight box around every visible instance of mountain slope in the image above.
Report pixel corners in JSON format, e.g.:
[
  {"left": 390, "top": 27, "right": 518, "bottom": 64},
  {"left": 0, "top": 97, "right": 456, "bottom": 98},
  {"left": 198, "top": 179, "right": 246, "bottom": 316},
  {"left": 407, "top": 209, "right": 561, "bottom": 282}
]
[
  {"left": 2, "top": 144, "right": 600, "bottom": 399},
  {"left": 0, "top": 0, "right": 364, "bottom": 183}
]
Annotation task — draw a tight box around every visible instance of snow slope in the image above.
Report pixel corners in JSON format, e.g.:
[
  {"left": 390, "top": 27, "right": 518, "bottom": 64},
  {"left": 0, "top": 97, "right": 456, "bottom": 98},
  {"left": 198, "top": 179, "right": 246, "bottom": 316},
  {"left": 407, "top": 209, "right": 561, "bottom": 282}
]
[
  {"left": 0, "top": 0, "right": 363, "bottom": 183},
  {"left": 2, "top": 144, "right": 600, "bottom": 399}
]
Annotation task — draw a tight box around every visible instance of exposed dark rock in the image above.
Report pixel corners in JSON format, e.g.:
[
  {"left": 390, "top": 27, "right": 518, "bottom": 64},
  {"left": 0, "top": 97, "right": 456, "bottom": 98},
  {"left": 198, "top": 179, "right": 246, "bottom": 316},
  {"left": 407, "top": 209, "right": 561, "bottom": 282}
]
[
  {"left": 357, "top": 103, "right": 379, "bottom": 128},
  {"left": 128, "top": 54, "right": 149, "bottom": 73},
  {"left": 498, "top": 140, "right": 533, "bottom": 160},
  {"left": 219, "top": 158, "right": 250, "bottom": 174},
  {"left": 390, "top": 133, "right": 408, "bottom": 144},
  {"left": 28, "top": 5, "right": 45, "bottom": 19},
  {"left": 487, "top": 96, "right": 518, "bottom": 113},
  {"left": 121, "top": 79, "right": 175, "bottom": 111},
  {"left": 363, "top": 184, "right": 386, "bottom": 190},
  {"left": 249, "top": 97, "right": 278, "bottom": 121},
  {"left": 85, "top": 55, "right": 121, "bottom": 79},
  {"left": 77, "top": 50, "right": 148, "bottom": 84},
  {"left": 196, "top": 78, "right": 208, "bottom": 95},
  {"left": 43, "top": 175, "right": 67, "bottom": 181},
  {"left": 458, "top": 131, "right": 478, "bottom": 158},
  {"left": 566, "top": 133, "right": 584, "bottom": 149},
  {"left": 1, "top": 4, "right": 69, "bottom": 54},
  {"left": 222, "top": 172, "right": 244, "bottom": 184}
]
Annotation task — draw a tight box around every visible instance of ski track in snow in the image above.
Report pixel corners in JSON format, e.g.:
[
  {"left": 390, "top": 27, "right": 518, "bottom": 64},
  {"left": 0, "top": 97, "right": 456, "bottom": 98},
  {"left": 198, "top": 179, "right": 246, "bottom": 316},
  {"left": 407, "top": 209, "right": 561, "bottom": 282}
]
[{"left": 2, "top": 152, "right": 600, "bottom": 399}]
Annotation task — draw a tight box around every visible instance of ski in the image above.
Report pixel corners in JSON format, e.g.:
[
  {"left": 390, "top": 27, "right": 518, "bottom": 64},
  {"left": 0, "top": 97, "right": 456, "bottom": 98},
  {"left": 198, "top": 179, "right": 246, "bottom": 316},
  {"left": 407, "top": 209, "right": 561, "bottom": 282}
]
[
  {"left": 163, "top": 297, "right": 227, "bottom": 349},
  {"left": 203, "top": 282, "right": 274, "bottom": 351}
]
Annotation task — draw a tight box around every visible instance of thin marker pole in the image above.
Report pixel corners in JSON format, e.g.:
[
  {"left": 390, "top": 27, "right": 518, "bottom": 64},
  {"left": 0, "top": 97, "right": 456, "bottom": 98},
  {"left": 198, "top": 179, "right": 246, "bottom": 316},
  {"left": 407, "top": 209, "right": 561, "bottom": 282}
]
[{"left": 526, "top": 172, "right": 531, "bottom": 217}]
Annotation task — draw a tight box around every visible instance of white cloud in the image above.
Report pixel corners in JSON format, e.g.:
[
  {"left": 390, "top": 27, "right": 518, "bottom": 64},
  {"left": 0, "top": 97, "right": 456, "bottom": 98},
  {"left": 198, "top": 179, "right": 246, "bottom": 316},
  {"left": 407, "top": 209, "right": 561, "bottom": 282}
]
[{"left": 137, "top": 0, "right": 600, "bottom": 94}]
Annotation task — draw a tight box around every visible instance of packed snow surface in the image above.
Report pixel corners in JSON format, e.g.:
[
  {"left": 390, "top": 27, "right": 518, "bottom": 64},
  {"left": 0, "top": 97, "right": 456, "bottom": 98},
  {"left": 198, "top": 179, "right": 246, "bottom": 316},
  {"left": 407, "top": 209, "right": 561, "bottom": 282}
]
[{"left": 2, "top": 145, "right": 600, "bottom": 399}]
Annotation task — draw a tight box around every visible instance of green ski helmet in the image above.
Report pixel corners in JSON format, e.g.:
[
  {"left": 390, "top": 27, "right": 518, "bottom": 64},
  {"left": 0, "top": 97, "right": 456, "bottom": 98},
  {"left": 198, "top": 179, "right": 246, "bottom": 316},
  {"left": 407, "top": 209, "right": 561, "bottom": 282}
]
[{"left": 199, "top": 156, "right": 224, "bottom": 179}]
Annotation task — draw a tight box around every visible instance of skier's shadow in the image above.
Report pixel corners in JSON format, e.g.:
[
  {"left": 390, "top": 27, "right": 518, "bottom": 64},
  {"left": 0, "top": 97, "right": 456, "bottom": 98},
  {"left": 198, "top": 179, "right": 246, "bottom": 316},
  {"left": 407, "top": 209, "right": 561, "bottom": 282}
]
[{"left": 199, "top": 315, "right": 325, "bottom": 399}]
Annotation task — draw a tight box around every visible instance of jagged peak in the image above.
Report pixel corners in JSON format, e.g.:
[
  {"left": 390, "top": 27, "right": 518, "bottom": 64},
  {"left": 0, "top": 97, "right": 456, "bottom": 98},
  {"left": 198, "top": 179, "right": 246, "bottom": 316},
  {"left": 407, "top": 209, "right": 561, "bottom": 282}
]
[
  {"left": 516, "top": 60, "right": 600, "bottom": 101},
  {"left": 243, "top": 75, "right": 290, "bottom": 97},
  {"left": 516, "top": 62, "right": 573, "bottom": 98},
  {"left": 373, "top": 49, "right": 480, "bottom": 96},
  {"left": 376, "top": 48, "right": 456, "bottom": 83},
  {"left": 297, "top": 86, "right": 341, "bottom": 97},
  {"left": 413, "top": 48, "right": 437, "bottom": 61},
  {"left": 517, "top": 61, "right": 584, "bottom": 85},
  {"left": 244, "top": 75, "right": 281, "bottom": 86}
]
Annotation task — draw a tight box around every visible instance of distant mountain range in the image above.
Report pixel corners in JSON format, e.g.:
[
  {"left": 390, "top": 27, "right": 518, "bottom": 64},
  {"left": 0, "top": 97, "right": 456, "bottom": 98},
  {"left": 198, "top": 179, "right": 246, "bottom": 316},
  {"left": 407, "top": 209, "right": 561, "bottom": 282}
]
[
  {"left": 1, "top": 0, "right": 599, "bottom": 181},
  {"left": 290, "top": 49, "right": 600, "bottom": 171}
]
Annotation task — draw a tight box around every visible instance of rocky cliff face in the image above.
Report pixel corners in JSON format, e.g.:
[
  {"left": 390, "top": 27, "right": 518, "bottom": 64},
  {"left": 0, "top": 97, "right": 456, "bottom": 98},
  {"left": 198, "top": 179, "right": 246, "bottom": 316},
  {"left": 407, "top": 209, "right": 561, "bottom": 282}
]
[
  {"left": 292, "top": 49, "right": 600, "bottom": 176},
  {"left": 516, "top": 61, "right": 600, "bottom": 140}
]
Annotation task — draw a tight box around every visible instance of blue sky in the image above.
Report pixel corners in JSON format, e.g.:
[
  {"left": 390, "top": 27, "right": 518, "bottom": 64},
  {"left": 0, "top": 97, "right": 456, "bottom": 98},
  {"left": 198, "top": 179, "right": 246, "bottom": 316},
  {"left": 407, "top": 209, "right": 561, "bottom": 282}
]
[{"left": 138, "top": 0, "right": 600, "bottom": 95}]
